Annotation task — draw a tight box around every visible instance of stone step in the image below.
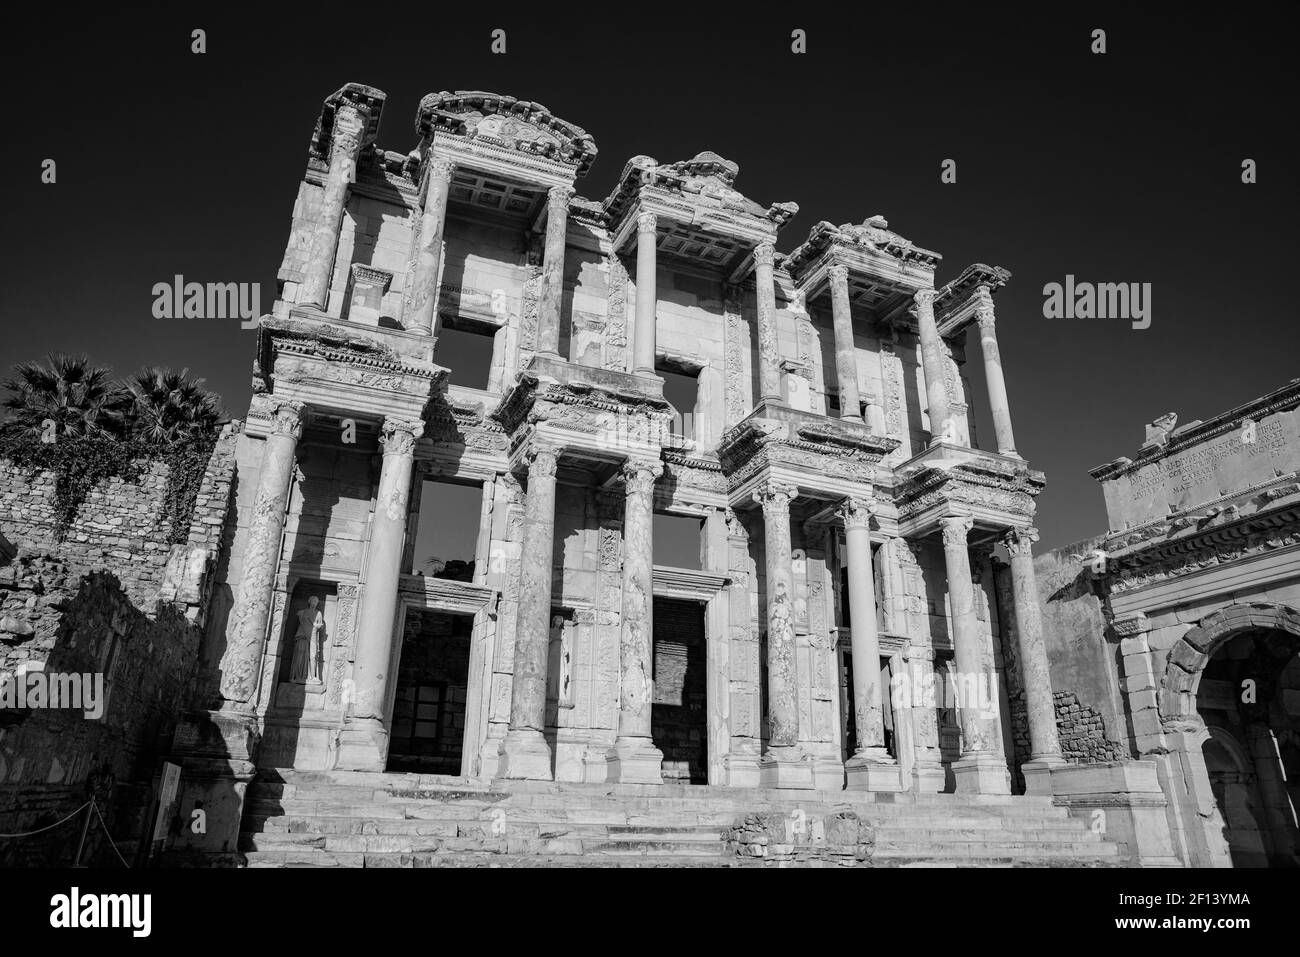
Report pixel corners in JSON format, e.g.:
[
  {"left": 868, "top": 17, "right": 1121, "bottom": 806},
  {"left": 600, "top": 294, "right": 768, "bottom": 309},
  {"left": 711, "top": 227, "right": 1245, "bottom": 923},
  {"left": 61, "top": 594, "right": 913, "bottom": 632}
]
[{"left": 874, "top": 841, "right": 1120, "bottom": 858}]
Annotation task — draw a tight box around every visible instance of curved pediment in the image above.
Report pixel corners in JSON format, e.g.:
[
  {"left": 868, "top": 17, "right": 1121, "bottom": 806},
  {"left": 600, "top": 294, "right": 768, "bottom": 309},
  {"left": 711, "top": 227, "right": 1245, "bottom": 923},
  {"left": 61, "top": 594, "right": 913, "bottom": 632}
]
[{"left": 416, "top": 91, "right": 598, "bottom": 176}]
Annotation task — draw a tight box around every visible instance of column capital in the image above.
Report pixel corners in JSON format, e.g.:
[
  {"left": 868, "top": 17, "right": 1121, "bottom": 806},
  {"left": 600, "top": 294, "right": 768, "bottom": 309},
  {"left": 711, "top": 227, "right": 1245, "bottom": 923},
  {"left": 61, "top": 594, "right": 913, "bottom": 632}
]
[
  {"left": 913, "top": 287, "right": 937, "bottom": 310},
  {"left": 380, "top": 416, "right": 424, "bottom": 456},
  {"left": 524, "top": 443, "right": 561, "bottom": 477},
  {"left": 838, "top": 495, "right": 876, "bottom": 530},
  {"left": 637, "top": 210, "right": 658, "bottom": 235},
  {"left": 939, "top": 513, "right": 974, "bottom": 547},
  {"left": 753, "top": 242, "right": 776, "bottom": 268},
  {"left": 425, "top": 155, "right": 456, "bottom": 185},
  {"left": 330, "top": 105, "right": 365, "bottom": 159},
  {"left": 1003, "top": 525, "right": 1039, "bottom": 557},
  {"left": 827, "top": 262, "right": 849, "bottom": 286},
  {"left": 268, "top": 398, "right": 306, "bottom": 439},
  {"left": 548, "top": 184, "right": 575, "bottom": 211},
  {"left": 622, "top": 457, "right": 664, "bottom": 494},
  {"left": 753, "top": 482, "right": 798, "bottom": 514}
]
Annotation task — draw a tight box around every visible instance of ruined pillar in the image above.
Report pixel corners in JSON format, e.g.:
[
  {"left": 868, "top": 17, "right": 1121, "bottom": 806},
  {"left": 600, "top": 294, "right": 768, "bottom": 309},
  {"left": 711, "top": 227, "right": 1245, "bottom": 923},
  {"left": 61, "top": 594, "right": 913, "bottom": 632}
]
[
  {"left": 754, "top": 482, "right": 813, "bottom": 788},
  {"left": 754, "top": 243, "right": 782, "bottom": 403},
  {"left": 827, "top": 264, "right": 864, "bottom": 423},
  {"left": 219, "top": 397, "right": 304, "bottom": 704},
  {"left": 841, "top": 497, "right": 900, "bottom": 790},
  {"left": 607, "top": 459, "right": 665, "bottom": 783},
  {"left": 301, "top": 105, "right": 365, "bottom": 310},
  {"left": 914, "top": 288, "right": 953, "bottom": 446},
  {"left": 536, "top": 186, "right": 573, "bottom": 358},
  {"left": 1004, "top": 525, "right": 1064, "bottom": 791},
  {"left": 498, "top": 444, "right": 561, "bottom": 780},
  {"left": 336, "top": 417, "right": 421, "bottom": 771},
  {"left": 406, "top": 157, "right": 455, "bottom": 336},
  {"left": 940, "top": 514, "right": 1010, "bottom": 794},
  {"left": 633, "top": 211, "right": 658, "bottom": 375},
  {"left": 975, "top": 292, "right": 1019, "bottom": 456}
]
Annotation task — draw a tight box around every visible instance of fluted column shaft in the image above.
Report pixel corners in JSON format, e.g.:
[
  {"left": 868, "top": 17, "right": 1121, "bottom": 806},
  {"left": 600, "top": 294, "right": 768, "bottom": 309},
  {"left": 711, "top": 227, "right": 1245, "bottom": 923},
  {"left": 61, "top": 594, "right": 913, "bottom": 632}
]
[
  {"left": 939, "top": 515, "right": 996, "bottom": 755},
  {"left": 842, "top": 498, "right": 885, "bottom": 750},
  {"left": 827, "top": 264, "right": 863, "bottom": 422},
  {"left": 301, "top": 106, "right": 365, "bottom": 309},
  {"left": 915, "top": 288, "right": 953, "bottom": 445},
  {"left": 349, "top": 418, "right": 421, "bottom": 723},
  {"left": 536, "top": 186, "right": 573, "bottom": 358},
  {"left": 1005, "top": 526, "right": 1063, "bottom": 763},
  {"left": 407, "top": 157, "right": 455, "bottom": 336},
  {"left": 633, "top": 212, "right": 658, "bottom": 374},
  {"left": 976, "top": 295, "right": 1018, "bottom": 455},
  {"left": 754, "top": 243, "right": 782, "bottom": 402},
  {"left": 220, "top": 398, "right": 304, "bottom": 703},
  {"left": 755, "top": 483, "right": 800, "bottom": 747}
]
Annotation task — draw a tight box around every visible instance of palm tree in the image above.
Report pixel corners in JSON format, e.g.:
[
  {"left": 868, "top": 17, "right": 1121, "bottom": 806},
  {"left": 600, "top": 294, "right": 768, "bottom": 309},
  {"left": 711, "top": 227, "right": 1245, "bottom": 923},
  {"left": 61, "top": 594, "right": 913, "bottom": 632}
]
[
  {"left": 0, "top": 354, "right": 129, "bottom": 440},
  {"left": 124, "top": 367, "right": 224, "bottom": 445}
]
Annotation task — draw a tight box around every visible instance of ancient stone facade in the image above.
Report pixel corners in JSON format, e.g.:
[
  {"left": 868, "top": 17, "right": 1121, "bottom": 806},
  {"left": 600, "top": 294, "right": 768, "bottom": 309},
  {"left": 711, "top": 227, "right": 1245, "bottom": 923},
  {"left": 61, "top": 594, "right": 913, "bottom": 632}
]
[
  {"left": 1037, "top": 380, "right": 1300, "bottom": 867},
  {"left": 180, "top": 81, "right": 1074, "bottom": 820}
]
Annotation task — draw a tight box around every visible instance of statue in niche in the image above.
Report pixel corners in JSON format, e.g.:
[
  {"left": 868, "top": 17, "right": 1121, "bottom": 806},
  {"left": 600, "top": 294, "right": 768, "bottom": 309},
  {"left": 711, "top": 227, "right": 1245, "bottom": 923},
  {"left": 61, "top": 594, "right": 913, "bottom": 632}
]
[{"left": 290, "top": 595, "right": 326, "bottom": 684}]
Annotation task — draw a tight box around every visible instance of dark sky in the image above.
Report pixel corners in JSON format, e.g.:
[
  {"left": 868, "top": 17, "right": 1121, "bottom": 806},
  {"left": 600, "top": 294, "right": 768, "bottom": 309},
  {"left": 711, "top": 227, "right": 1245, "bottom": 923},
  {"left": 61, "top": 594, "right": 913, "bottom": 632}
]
[{"left": 3, "top": 6, "right": 1295, "bottom": 552}]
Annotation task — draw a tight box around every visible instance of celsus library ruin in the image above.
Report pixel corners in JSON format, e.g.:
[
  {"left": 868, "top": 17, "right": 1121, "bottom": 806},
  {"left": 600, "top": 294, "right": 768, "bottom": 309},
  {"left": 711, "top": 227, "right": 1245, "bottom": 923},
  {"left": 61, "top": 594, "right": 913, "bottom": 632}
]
[{"left": 1, "top": 80, "right": 1295, "bottom": 871}]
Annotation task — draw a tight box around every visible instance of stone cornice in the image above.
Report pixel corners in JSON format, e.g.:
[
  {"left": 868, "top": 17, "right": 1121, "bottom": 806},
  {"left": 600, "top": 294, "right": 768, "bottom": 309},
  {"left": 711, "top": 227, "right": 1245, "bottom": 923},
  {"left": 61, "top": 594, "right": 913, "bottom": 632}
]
[
  {"left": 415, "top": 90, "right": 598, "bottom": 176},
  {"left": 1089, "top": 378, "right": 1300, "bottom": 481},
  {"left": 786, "top": 216, "right": 942, "bottom": 279},
  {"left": 309, "top": 82, "right": 386, "bottom": 161}
]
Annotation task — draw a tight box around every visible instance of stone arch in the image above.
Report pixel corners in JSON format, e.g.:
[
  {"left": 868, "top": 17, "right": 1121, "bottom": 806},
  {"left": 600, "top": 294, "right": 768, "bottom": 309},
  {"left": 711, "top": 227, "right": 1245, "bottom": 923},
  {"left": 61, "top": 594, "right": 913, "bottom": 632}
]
[{"left": 1160, "top": 601, "right": 1300, "bottom": 723}]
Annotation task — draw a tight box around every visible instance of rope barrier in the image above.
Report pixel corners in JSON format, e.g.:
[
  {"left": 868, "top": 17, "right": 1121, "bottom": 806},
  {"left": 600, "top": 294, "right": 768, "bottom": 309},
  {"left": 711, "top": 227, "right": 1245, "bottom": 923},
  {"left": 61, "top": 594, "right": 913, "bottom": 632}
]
[
  {"left": 0, "top": 801, "right": 91, "bottom": 838},
  {"left": 91, "top": 798, "right": 131, "bottom": 868}
]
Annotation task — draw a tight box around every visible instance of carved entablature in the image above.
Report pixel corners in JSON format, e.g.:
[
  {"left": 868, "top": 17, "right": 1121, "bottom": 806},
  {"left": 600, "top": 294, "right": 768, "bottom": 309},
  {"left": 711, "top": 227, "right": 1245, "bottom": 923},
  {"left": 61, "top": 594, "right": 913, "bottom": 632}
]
[
  {"left": 934, "top": 263, "right": 1012, "bottom": 337},
  {"left": 602, "top": 152, "right": 798, "bottom": 274},
  {"left": 416, "top": 91, "right": 598, "bottom": 180},
  {"left": 493, "top": 355, "right": 672, "bottom": 468},
  {"left": 661, "top": 450, "right": 728, "bottom": 505},
  {"left": 1099, "top": 505, "right": 1300, "bottom": 596},
  {"left": 424, "top": 390, "right": 510, "bottom": 456},
  {"left": 309, "top": 82, "right": 386, "bottom": 163},
  {"left": 718, "top": 402, "right": 899, "bottom": 505},
  {"left": 254, "top": 316, "right": 445, "bottom": 426},
  {"left": 786, "top": 216, "right": 942, "bottom": 329},
  {"left": 893, "top": 459, "right": 1043, "bottom": 533}
]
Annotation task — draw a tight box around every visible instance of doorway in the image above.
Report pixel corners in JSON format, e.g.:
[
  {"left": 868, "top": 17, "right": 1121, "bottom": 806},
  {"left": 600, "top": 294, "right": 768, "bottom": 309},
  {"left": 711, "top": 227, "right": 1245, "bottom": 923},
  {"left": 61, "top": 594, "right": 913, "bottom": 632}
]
[
  {"left": 652, "top": 597, "right": 708, "bottom": 784},
  {"left": 387, "top": 609, "right": 474, "bottom": 774}
]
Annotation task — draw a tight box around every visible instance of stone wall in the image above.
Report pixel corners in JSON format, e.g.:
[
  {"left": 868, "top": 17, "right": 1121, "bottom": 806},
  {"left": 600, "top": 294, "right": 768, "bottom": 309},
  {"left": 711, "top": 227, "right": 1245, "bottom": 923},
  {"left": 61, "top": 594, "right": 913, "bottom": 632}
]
[
  {"left": 0, "top": 426, "right": 238, "bottom": 864},
  {"left": 0, "top": 557, "right": 203, "bottom": 866}
]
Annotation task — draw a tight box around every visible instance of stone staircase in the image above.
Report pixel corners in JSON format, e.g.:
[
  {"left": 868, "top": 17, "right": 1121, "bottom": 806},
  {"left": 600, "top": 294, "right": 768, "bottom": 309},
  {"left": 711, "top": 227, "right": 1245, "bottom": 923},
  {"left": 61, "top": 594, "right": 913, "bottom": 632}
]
[{"left": 238, "top": 769, "right": 1123, "bottom": 868}]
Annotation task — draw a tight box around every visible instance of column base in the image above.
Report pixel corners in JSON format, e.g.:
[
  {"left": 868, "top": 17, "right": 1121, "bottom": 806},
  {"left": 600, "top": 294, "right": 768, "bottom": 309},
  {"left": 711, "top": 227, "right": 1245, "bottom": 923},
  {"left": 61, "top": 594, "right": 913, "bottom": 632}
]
[
  {"left": 605, "top": 736, "right": 665, "bottom": 785},
  {"left": 953, "top": 752, "right": 1012, "bottom": 795},
  {"left": 334, "top": 718, "right": 390, "bottom": 772},
  {"left": 1021, "top": 755, "right": 1067, "bottom": 796},
  {"left": 496, "top": 728, "right": 554, "bottom": 781},
  {"left": 845, "top": 749, "right": 904, "bottom": 792},
  {"left": 724, "top": 748, "right": 762, "bottom": 787},
  {"left": 758, "top": 746, "right": 816, "bottom": 790}
]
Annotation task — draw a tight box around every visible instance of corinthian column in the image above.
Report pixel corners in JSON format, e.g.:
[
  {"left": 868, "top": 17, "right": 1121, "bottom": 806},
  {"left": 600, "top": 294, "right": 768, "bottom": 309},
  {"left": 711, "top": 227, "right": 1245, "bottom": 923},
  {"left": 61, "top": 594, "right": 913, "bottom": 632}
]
[
  {"left": 406, "top": 157, "right": 455, "bottom": 336},
  {"left": 220, "top": 398, "right": 304, "bottom": 704},
  {"left": 301, "top": 106, "right": 365, "bottom": 310},
  {"left": 940, "top": 514, "right": 1010, "bottom": 794},
  {"left": 1004, "top": 525, "right": 1064, "bottom": 792},
  {"left": 914, "top": 288, "right": 954, "bottom": 446},
  {"left": 337, "top": 417, "right": 422, "bottom": 770},
  {"left": 633, "top": 211, "right": 658, "bottom": 375},
  {"left": 754, "top": 482, "right": 813, "bottom": 788},
  {"left": 975, "top": 292, "right": 1018, "bottom": 456},
  {"left": 841, "top": 497, "right": 901, "bottom": 790},
  {"left": 827, "top": 264, "right": 863, "bottom": 422},
  {"left": 498, "top": 444, "right": 561, "bottom": 780},
  {"left": 607, "top": 458, "right": 665, "bottom": 783},
  {"left": 754, "top": 243, "right": 782, "bottom": 403},
  {"left": 536, "top": 185, "right": 574, "bottom": 358}
]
